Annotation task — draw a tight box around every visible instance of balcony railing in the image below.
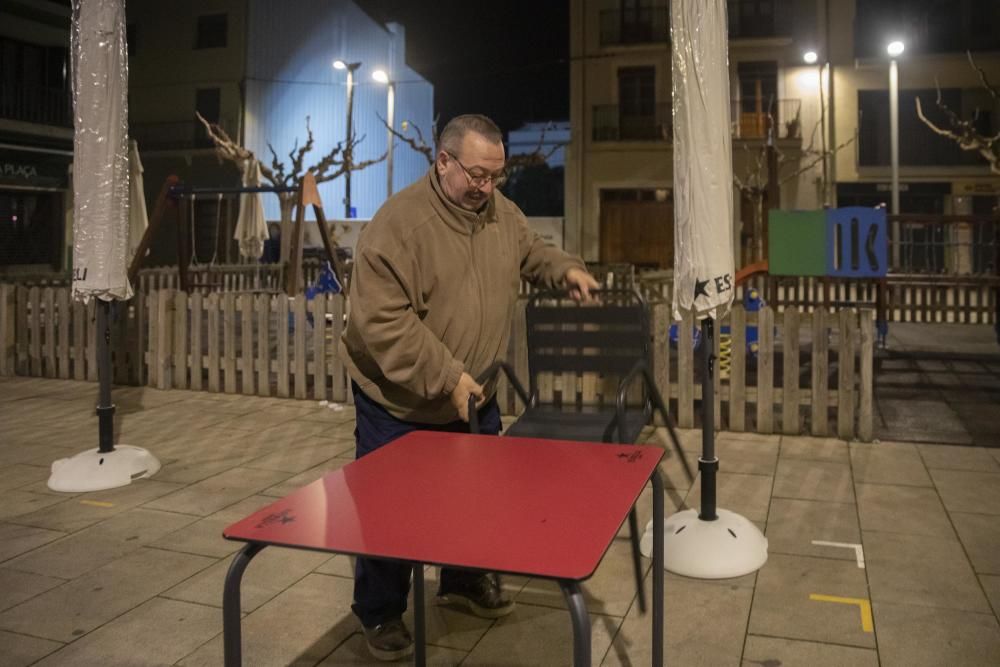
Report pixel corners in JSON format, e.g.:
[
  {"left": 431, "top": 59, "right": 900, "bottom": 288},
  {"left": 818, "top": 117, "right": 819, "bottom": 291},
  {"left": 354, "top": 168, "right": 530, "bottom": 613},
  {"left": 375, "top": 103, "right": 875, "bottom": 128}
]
[
  {"left": 0, "top": 83, "right": 72, "bottom": 127},
  {"left": 599, "top": 6, "right": 670, "bottom": 46},
  {"left": 593, "top": 104, "right": 672, "bottom": 142},
  {"left": 130, "top": 116, "right": 237, "bottom": 151},
  {"left": 592, "top": 99, "right": 802, "bottom": 143}
]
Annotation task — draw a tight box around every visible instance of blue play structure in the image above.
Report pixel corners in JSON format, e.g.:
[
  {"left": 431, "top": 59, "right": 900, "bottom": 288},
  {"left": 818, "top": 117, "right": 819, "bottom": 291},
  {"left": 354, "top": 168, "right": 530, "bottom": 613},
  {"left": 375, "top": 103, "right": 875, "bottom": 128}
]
[{"left": 289, "top": 262, "right": 342, "bottom": 330}]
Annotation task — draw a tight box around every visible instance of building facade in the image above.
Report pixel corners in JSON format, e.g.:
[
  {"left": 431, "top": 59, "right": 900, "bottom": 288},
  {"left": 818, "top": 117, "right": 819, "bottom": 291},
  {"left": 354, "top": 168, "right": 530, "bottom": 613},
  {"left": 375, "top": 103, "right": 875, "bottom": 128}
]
[{"left": 566, "top": 0, "right": 1000, "bottom": 269}]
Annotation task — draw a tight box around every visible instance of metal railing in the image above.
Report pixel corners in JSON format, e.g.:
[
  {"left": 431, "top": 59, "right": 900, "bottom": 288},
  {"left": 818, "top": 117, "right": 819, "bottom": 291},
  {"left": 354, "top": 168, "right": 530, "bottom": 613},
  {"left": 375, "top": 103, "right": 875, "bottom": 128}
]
[
  {"left": 888, "top": 214, "right": 999, "bottom": 276},
  {"left": 731, "top": 98, "right": 802, "bottom": 140},
  {"left": 0, "top": 83, "right": 71, "bottom": 127},
  {"left": 599, "top": 6, "right": 670, "bottom": 46},
  {"left": 592, "top": 104, "right": 672, "bottom": 142}
]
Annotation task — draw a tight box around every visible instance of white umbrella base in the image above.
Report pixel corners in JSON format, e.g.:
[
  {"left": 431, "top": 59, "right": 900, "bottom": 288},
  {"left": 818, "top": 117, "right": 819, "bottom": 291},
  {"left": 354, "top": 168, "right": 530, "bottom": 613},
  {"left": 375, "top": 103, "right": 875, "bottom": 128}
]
[
  {"left": 47, "top": 445, "right": 161, "bottom": 493},
  {"left": 641, "top": 508, "right": 768, "bottom": 579}
]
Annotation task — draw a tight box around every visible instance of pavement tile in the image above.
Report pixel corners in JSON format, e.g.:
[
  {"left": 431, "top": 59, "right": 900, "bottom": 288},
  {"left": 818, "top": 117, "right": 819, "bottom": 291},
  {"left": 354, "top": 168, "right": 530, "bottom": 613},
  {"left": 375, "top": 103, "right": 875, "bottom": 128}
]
[
  {"left": 742, "top": 635, "right": 878, "bottom": 667},
  {"left": 204, "top": 410, "right": 310, "bottom": 433},
  {"left": 0, "top": 464, "right": 50, "bottom": 492},
  {"left": 749, "top": 553, "right": 874, "bottom": 648},
  {"left": 0, "top": 547, "right": 215, "bottom": 642},
  {"left": 177, "top": 573, "right": 356, "bottom": 667},
  {"left": 765, "top": 498, "right": 861, "bottom": 561},
  {"left": 7, "top": 478, "right": 183, "bottom": 533},
  {"left": 147, "top": 494, "right": 276, "bottom": 559},
  {"left": 772, "top": 459, "right": 854, "bottom": 503},
  {"left": 164, "top": 544, "right": 330, "bottom": 612},
  {"left": 3, "top": 508, "right": 197, "bottom": 579},
  {"left": 603, "top": 574, "right": 753, "bottom": 666},
  {"left": 710, "top": 434, "right": 779, "bottom": 475},
  {"left": 256, "top": 418, "right": 358, "bottom": 442},
  {"left": 0, "top": 568, "right": 65, "bottom": 612},
  {"left": 0, "top": 490, "right": 68, "bottom": 520},
  {"left": 951, "top": 512, "right": 1000, "bottom": 575},
  {"left": 403, "top": 567, "right": 503, "bottom": 652},
  {"left": 929, "top": 468, "right": 1000, "bottom": 515},
  {"left": 685, "top": 471, "right": 773, "bottom": 522},
  {"left": 0, "top": 523, "right": 65, "bottom": 564},
  {"left": 981, "top": 575, "right": 1000, "bottom": 618},
  {"left": 143, "top": 466, "right": 292, "bottom": 516},
  {"left": 261, "top": 457, "right": 353, "bottom": 498},
  {"left": 0, "top": 630, "right": 63, "bottom": 667},
  {"left": 850, "top": 441, "right": 932, "bottom": 486},
  {"left": 319, "top": 632, "right": 466, "bottom": 665},
  {"left": 314, "top": 554, "right": 355, "bottom": 578},
  {"left": 863, "top": 530, "right": 991, "bottom": 613},
  {"left": 875, "top": 400, "right": 971, "bottom": 444},
  {"left": 918, "top": 443, "right": 1000, "bottom": 472},
  {"left": 779, "top": 435, "right": 850, "bottom": 463},
  {"left": 33, "top": 597, "right": 222, "bottom": 667},
  {"left": 243, "top": 438, "right": 345, "bottom": 473},
  {"left": 873, "top": 601, "right": 1000, "bottom": 667},
  {"left": 856, "top": 483, "right": 955, "bottom": 538}
]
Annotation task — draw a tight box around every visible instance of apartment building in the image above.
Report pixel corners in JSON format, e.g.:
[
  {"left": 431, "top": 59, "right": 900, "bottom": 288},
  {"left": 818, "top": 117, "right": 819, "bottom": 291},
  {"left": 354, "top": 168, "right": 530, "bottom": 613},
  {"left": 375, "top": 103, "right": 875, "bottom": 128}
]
[{"left": 566, "top": 0, "right": 1000, "bottom": 269}]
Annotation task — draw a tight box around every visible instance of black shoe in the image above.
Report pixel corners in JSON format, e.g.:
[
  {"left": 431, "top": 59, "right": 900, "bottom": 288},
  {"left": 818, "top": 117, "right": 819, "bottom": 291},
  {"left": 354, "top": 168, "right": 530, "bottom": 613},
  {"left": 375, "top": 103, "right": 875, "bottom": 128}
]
[
  {"left": 437, "top": 573, "right": 515, "bottom": 618},
  {"left": 362, "top": 617, "right": 414, "bottom": 662}
]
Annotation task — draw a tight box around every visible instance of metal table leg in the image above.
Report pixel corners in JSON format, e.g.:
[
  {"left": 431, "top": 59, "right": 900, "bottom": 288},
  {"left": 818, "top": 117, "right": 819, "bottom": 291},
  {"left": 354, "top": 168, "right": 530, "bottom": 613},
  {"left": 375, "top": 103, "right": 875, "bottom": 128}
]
[
  {"left": 560, "top": 580, "right": 590, "bottom": 667},
  {"left": 413, "top": 563, "right": 425, "bottom": 667},
  {"left": 651, "top": 470, "right": 665, "bottom": 666},
  {"left": 223, "top": 543, "right": 265, "bottom": 667}
]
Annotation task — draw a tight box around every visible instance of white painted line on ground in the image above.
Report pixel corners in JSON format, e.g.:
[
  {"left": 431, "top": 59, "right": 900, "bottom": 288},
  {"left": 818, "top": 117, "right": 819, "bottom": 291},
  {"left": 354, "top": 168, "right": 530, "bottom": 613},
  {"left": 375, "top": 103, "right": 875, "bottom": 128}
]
[{"left": 811, "top": 540, "right": 865, "bottom": 568}]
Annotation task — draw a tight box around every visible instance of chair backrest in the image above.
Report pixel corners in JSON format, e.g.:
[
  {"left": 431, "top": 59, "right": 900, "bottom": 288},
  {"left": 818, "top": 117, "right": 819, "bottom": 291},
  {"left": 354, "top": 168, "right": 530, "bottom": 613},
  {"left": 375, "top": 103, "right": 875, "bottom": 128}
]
[{"left": 524, "top": 289, "right": 650, "bottom": 407}]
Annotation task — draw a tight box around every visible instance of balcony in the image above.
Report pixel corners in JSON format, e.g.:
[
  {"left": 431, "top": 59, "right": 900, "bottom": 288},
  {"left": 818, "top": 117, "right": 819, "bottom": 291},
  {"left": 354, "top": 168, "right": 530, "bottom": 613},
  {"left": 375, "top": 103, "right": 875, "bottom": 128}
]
[
  {"left": 592, "top": 99, "right": 801, "bottom": 143},
  {"left": 0, "top": 83, "right": 72, "bottom": 128},
  {"left": 599, "top": 6, "right": 669, "bottom": 47},
  {"left": 130, "top": 116, "right": 237, "bottom": 151}
]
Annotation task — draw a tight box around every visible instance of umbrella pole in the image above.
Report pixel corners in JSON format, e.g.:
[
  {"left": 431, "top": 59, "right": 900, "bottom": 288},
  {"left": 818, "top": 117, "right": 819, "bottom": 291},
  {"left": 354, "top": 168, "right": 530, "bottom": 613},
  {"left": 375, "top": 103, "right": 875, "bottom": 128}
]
[
  {"left": 699, "top": 316, "right": 718, "bottom": 521},
  {"left": 96, "top": 299, "right": 115, "bottom": 454}
]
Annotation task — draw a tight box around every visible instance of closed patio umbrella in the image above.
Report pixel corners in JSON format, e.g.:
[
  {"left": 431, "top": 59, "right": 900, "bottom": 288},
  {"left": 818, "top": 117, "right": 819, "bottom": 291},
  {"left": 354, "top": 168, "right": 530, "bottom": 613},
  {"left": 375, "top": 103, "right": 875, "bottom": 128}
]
[
  {"left": 128, "top": 139, "right": 148, "bottom": 264},
  {"left": 234, "top": 158, "right": 268, "bottom": 260}
]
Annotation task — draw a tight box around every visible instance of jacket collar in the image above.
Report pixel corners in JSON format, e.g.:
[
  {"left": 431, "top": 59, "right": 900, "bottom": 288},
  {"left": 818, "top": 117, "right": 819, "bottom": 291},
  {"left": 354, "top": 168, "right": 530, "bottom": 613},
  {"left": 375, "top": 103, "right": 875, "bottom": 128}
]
[{"left": 427, "top": 167, "right": 498, "bottom": 235}]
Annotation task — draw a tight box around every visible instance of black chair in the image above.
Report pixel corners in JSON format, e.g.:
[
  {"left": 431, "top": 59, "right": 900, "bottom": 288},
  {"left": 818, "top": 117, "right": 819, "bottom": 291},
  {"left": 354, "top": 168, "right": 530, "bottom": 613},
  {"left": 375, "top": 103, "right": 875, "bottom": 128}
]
[{"left": 471, "top": 289, "right": 693, "bottom": 613}]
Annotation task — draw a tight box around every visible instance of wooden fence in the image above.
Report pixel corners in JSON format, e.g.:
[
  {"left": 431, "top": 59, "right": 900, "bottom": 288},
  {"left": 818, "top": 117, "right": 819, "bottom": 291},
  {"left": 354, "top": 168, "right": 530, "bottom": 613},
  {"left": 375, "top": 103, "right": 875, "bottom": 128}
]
[{"left": 0, "top": 284, "right": 874, "bottom": 440}]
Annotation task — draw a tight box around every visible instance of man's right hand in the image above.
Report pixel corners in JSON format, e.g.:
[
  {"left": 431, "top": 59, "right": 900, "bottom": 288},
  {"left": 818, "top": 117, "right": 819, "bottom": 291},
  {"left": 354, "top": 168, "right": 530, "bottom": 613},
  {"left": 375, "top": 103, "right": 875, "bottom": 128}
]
[{"left": 450, "top": 372, "right": 485, "bottom": 422}]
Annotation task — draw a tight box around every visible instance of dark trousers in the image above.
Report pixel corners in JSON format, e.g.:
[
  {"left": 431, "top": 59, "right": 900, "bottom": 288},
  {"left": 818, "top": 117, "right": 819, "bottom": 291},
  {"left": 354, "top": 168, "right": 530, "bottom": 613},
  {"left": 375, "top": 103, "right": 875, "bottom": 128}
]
[{"left": 351, "top": 382, "right": 502, "bottom": 628}]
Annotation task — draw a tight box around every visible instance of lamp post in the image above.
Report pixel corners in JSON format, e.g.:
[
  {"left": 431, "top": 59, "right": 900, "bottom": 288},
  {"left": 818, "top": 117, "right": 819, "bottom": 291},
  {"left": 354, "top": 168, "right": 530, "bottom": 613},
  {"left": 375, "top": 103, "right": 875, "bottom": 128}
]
[
  {"left": 803, "top": 50, "right": 829, "bottom": 206},
  {"left": 887, "top": 39, "right": 904, "bottom": 266},
  {"left": 373, "top": 68, "right": 395, "bottom": 199},
  {"left": 334, "top": 59, "right": 361, "bottom": 218}
]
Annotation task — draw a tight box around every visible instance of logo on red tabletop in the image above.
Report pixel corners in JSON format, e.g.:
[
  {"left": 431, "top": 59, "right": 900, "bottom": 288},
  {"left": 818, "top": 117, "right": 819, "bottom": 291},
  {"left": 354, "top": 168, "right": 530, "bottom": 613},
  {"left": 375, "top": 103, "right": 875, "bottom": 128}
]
[
  {"left": 616, "top": 450, "right": 644, "bottom": 463},
  {"left": 256, "top": 508, "right": 295, "bottom": 528}
]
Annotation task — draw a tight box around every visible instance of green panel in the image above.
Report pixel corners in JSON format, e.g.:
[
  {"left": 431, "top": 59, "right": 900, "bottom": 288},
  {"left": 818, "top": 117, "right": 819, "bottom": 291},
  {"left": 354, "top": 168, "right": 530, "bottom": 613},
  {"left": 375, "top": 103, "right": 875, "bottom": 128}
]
[{"left": 768, "top": 210, "right": 827, "bottom": 276}]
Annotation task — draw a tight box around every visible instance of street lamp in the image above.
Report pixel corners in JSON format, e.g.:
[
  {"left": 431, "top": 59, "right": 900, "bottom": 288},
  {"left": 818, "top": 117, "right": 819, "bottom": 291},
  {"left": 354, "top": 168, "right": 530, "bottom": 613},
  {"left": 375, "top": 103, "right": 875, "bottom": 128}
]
[
  {"left": 803, "top": 50, "right": 818, "bottom": 65},
  {"left": 803, "top": 49, "right": 829, "bottom": 205},
  {"left": 887, "top": 40, "right": 904, "bottom": 265},
  {"left": 372, "top": 68, "right": 395, "bottom": 199},
  {"left": 333, "top": 59, "right": 361, "bottom": 218}
]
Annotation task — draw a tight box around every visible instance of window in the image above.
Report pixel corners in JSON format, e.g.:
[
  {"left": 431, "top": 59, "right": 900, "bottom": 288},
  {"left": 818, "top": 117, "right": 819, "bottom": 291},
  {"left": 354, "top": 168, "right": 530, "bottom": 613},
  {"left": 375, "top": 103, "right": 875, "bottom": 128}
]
[
  {"left": 195, "top": 13, "right": 228, "bottom": 50},
  {"left": 728, "top": 0, "right": 775, "bottom": 38}
]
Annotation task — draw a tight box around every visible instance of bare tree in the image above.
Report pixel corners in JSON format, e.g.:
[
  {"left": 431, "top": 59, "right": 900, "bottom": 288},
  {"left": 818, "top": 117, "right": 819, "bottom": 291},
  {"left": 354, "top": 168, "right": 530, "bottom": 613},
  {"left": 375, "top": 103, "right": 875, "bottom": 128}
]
[
  {"left": 378, "top": 114, "right": 437, "bottom": 165},
  {"left": 915, "top": 51, "right": 1000, "bottom": 175},
  {"left": 196, "top": 112, "right": 386, "bottom": 250}
]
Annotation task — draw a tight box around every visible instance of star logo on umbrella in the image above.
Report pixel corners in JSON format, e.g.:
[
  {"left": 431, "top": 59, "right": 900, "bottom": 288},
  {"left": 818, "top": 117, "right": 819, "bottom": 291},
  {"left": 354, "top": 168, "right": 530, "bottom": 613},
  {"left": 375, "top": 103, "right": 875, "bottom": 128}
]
[{"left": 693, "top": 278, "right": 710, "bottom": 300}]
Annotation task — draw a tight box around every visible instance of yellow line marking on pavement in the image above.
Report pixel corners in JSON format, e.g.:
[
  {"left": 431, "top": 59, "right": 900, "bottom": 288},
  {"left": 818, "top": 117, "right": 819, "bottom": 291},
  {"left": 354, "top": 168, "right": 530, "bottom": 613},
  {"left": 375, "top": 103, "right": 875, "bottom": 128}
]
[
  {"left": 79, "top": 500, "right": 115, "bottom": 508},
  {"left": 809, "top": 594, "right": 873, "bottom": 632}
]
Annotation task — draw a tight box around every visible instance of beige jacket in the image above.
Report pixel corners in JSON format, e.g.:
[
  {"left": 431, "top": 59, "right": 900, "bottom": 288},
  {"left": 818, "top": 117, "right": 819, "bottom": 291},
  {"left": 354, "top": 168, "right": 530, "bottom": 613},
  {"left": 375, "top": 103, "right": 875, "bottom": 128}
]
[{"left": 340, "top": 168, "right": 586, "bottom": 423}]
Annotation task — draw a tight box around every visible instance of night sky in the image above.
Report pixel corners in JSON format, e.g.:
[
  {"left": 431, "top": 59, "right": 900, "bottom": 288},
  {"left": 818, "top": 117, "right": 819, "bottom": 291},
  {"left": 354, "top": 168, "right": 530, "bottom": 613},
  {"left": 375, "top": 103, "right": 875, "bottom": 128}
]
[{"left": 355, "top": 0, "right": 570, "bottom": 135}]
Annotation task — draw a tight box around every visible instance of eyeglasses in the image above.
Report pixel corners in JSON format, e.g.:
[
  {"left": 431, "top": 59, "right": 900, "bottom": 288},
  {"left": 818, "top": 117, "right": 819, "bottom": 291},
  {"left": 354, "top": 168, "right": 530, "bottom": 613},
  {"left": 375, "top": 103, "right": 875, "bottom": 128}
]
[{"left": 445, "top": 151, "right": 507, "bottom": 189}]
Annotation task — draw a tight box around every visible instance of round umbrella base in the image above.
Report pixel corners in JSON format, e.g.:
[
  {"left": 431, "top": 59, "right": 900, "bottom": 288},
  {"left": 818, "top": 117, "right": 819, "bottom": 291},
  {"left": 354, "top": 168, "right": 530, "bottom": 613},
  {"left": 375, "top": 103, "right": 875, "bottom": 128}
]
[
  {"left": 47, "top": 445, "right": 161, "bottom": 493},
  {"left": 641, "top": 508, "right": 768, "bottom": 579}
]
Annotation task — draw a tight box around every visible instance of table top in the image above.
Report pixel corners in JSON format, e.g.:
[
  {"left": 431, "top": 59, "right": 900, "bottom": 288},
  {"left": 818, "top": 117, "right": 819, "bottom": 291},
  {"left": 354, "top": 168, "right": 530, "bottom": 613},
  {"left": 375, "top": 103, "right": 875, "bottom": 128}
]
[{"left": 224, "top": 431, "right": 663, "bottom": 581}]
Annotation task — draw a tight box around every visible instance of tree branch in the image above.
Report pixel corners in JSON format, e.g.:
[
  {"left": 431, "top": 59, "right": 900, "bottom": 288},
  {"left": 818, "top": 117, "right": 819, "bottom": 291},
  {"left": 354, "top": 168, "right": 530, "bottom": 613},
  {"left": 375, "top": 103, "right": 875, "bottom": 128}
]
[{"left": 378, "top": 113, "right": 435, "bottom": 165}]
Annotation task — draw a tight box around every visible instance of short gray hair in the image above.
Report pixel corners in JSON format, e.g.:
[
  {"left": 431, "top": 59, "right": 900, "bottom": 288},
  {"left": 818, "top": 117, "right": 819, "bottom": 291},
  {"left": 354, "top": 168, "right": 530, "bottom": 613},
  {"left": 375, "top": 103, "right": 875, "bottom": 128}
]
[{"left": 438, "top": 114, "right": 503, "bottom": 155}]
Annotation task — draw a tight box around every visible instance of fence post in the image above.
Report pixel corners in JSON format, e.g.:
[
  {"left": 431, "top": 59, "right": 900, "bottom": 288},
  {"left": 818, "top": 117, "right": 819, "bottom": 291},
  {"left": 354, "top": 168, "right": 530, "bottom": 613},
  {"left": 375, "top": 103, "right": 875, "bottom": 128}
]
[
  {"left": 155, "top": 289, "right": 174, "bottom": 390},
  {"left": 173, "top": 291, "right": 189, "bottom": 390},
  {"left": 837, "top": 309, "right": 856, "bottom": 439},
  {"left": 0, "top": 284, "right": 13, "bottom": 376},
  {"left": 223, "top": 293, "right": 237, "bottom": 393},
  {"left": 756, "top": 306, "right": 774, "bottom": 434},
  {"left": 312, "top": 293, "right": 327, "bottom": 401},
  {"left": 652, "top": 301, "right": 670, "bottom": 425},
  {"left": 190, "top": 292, "right": 204, "bottom": 391},
  {"left": 43, "top": 287, "right": 55, "bottom": 378},
  {"left": 782, "top": 308, "right": 800, "bottom": 435},
  {"left": 729, "top": 305, "right": 746, "bottom": 432},
  {"left": 257, "top": 293, "right": 271, "bottom": 397},
  {"left": 858, "top": 308, "right": 875, "bottom": 442},
  {"left": 241, "top": 293, "right": 256, "bottom": 396},
  {"left": 810, "top": 309, "right": 829, "bottom": 437},
  {"left": 15, "top": 286, "right": 28, "bottom": 375}
]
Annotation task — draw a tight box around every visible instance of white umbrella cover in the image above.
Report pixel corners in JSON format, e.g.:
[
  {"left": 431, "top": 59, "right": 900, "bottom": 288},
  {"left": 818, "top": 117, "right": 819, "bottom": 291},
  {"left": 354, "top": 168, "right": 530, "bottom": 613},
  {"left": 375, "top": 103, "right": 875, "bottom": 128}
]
[{"left": 234, "top": 158, "right": 268, "bottom": 260}]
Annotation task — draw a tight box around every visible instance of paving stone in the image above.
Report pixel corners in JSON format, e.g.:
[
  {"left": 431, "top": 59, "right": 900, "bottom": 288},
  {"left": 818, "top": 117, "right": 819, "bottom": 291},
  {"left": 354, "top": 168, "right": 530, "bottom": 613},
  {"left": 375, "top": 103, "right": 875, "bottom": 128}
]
[
  {"left": 918, "top": 443, "right": 1000, "bottom": 472},
  {"left": 864, "top": 530, "right": 991, "bottom": 613},
  {"left": 0, "top": 629, "right": 63, "bottom": 667},
  {"left": 873, "top": 601, "right": 1000, "bottom": 667},
  {"left": 930, "top": 468, "right": 1000, "bottom": 515},
  {"left": 143, "top": 466, "right": 292, "bottom": 516},
  {"left": 765, "top": 498, "right": 860, "bottom": 561},
  {"left": 0, "top": 523, "right": 65, "bottom": 564},
  {"left": 779, "top": 436, "right": 850, "bottom": 463},
  {"left": 319, "top": 632, "right": 466, "bottom": 665},
  {"left": 177, "top": 573, "right": 356, "bottom": 666},
  {"left": 261, "top": 457, "right": 353, "bottom": 498},
  {"left": 0, "top": 568, "right": 64, "bottom": 612},
  {"left": 402, "top": 567, "right": 503, "bottom": 652},
  {"left": 244, "top": 438, "right": 344, "bottom": 473},
  {"left": 980, "top": 575, "right": 1000, "bottom": 618},
  {"left": 951, "top": 512, "right": 1000, "bottom": 575},
  {"left": 875, "top": 399, "right": 971, "bottom": 443},
  {"left": 684, "top": 471, "right": 773, "bottom": 522},
  {"left": 4, "top": 508, "right": 197, "bottom": 579},
  {"left": 148, "top": 494, "right": 275, "bottom": 558},
  {"left": 0, "top": 490, "right": 68, "bottom": 520},
  {"left": 314, "top": 554, "right": 355, "bottom": 578},
  {"left": 0, "top": 547, "right": 215, "bottom": 642},
  {"left": 856, "top": 483, "right": 955, "bottom": 538},
  {"left": 255, "top": 418, "right": 358, "bottom": 442},
  {"left": 742, "top": 635, "right": 878, "bottom": 667},
  {"left": 33, "top": 597, "right": 222, "bottom": 667},
  {"left": 772, "top": 459, "right": 854, "bottom": 503},
  {"left": 0, "top": 464, "right": 50, "bottom": 492},
  {"left": 749, "top": 553, "right": 874, "bottom": 648},
  {"left": 850, "top": 441, "right": 932, "bottom": 486}
]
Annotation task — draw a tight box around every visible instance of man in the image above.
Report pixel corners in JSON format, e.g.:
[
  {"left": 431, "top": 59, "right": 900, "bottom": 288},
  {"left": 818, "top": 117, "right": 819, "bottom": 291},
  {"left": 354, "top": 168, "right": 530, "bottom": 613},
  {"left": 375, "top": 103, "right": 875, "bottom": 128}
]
[{"left": 341, "top": 114, "right": 598, "bottom": 661}]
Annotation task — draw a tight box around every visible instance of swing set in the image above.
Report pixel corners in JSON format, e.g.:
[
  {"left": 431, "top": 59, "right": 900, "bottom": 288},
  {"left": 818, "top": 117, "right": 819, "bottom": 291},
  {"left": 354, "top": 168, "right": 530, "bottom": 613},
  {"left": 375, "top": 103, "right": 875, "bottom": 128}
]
[{"left": 127, "top": 171, "right": 349, "bottom": 296}]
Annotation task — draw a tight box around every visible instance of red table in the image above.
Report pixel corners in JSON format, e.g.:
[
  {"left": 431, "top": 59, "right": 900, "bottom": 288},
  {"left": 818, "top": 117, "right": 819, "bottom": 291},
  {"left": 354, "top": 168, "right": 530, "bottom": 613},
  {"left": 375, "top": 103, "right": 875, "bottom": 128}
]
[{"left": 222, "top": 431, "right": 666, "bottom": 666}]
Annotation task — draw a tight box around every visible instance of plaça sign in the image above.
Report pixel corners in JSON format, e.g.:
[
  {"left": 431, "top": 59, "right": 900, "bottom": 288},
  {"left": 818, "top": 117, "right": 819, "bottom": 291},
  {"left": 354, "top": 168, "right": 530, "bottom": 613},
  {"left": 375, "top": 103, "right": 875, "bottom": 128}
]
[{"left": 768, "top": 207, "right": 887, "bottom": 278}]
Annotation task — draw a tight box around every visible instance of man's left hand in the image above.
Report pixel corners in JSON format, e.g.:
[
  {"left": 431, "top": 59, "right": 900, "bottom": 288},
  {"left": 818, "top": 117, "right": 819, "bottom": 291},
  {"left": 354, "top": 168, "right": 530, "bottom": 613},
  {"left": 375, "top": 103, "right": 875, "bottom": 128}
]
[{"left": 564, "top": 267, "right": 600, "bottom": 302}]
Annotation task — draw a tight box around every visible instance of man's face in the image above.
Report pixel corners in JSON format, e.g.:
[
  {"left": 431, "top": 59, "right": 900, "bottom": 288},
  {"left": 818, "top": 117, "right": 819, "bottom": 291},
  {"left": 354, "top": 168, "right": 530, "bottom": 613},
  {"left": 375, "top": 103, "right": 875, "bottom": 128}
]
[{"left": 436, "top": 132, "right": 506, "bottom": 212}]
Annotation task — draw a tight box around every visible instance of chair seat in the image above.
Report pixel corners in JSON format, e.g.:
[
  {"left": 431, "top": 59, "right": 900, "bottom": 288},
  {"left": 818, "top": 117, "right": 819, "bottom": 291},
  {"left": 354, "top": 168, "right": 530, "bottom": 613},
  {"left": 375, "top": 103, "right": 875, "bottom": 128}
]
[{"left": 504, "top": 405, "right": 648, "bottom": 444}]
